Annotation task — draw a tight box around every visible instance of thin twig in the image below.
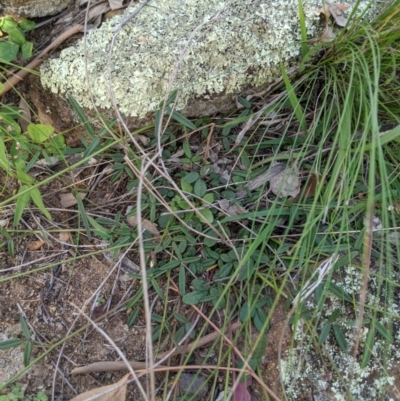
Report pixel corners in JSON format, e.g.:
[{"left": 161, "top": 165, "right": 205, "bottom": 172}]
[
  {"left": 0, "top": 25, "right": 83, "bottom": 96},
  {"left": 70, "top": 321, "right": 242, "bottom": 375},
  {"left": 190, "top": 304, "right": 281, "bottom": 401}
]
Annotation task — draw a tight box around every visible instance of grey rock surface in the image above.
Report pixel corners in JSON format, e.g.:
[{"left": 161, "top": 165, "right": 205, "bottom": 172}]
[
  {"left": 1, "top": 0, "right": 73, "bottom": 18},
  {"left": 38, "top": 0, "right": 376, "bottom": 127},
  {"left": 178, "top": 373, "right": 209, "bottom": 400}
]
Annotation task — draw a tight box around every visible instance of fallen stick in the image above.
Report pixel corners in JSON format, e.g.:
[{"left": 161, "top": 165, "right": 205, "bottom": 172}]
[
  {"left": 0, "top": 24, "right": 83, "bottom": 97},
  {"left": 71, "top": 321, "right": 242, "bottom": 375}
]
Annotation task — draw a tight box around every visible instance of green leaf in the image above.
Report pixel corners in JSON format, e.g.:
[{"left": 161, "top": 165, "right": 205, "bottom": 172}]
[
  {"left": 237, "top": 96, "right": 251, "bottom": 109},
  {"left": 0, "top": 82, "right": 4, "bottom": 92},
  {"left": 68, "top": 94, "right": 95, "bottom": 139},
  {"left": 253, "top": 307, "right": 268, "bottom": 332},
  {"left": 183, "top": 172, "right": 199, "bottom": 184},
  {"left": 327, "top": 309, "right": 341, "bottom": 323},
  {"left": 328, "top": 282, "right": 353, "bottom": 303},
  {"left": 198, "top": 208, "right": 213, "bottom": 223},
  {"left": 0, "top": 338, "right": 23, "bottom": 350},
  {"left": 14, "top": 185, "right": 31, "bottom": 226},
  {"left": 364, "top": 124, "right": 400, "bottom": 151},
  {"left": 16, "top": 168, "right": 34, "bottom": 184},
  {"left": 20, "top": 316, "right": 31, "bottom": 340},
  {"left": 0, "top": 112, "right": 21, "bottom": 135},
  {"left": 160, "top": 89, "right": 178, "bottom": 107},
  {"left": 281, "top": 64, "right": 306, "bottom": 132},
  {"left": 0, "top": 17, "right": 19, "bottom": 33},
  {"left": 182, "top": 290, "right": 209, "bottom": 305},
  {"left": 192, "top": 278, "right": 210, "bottom": 291},
  {"left": 75, "top": 193, "right": 91, "bottom": 241},
  {"left": 30, "top": 187, "right": 52, "bottom": 221},
  {"left": 179, "top": 266, "right": 186, "bottom": 297},
  {"left": 8, "top": 27, "right": 26, "bottom": 45},
  {"left": 127, "top": 308, "right": 140, "bottom": 326},
  {"left": 23, "top": 340, "right": 32, "bottom": 367},
  {"left": 237, "top": 259, "right": 256, "bottom": 281},
  {"left": 204, "top": 228, "right": 218, "bottom": 247},
  {"left": 87, "top": 215, "right": 110, "bottom": 239},
  {"left": 150, "top": 278, "right": 165, "bottom": 301},
  {"left": 375, "top": 321, "right": 393, "bottom": 343},
  {"left": 45, "top": 133, "right": 66, "bottom": 153},
  {"left": 239, "top": 302, "right": 252, "bottom": 322},
  {"left": 159, "top": 260, "right": 180, "bottom": 272},
  {"left": 297, "top": 0, "right": 308, "bottom": 61},
  {"left": 82, "top": 137, "right": 100, "bottom": 159},
  {"left": 21, "top": 41, "right": 33, "bottom": 59},
  {"left": 318, "top": 322, "right": 331, "bottom": 344},
  {"left": 166, "top": 109, "right": 197, "bottom": 130},
  {"left": 332, "top": 325, "right": 347, "bottom": 351},
  {"left": 152, "top": 325, "right": 161, "bottom": 342},
  {"left": 27, "top": 123, "right": 54, "bottom": 143},
  {"left": 0, "top": 137, "right": 11, "bottom": 173},
  {"left": 252, "top": 333, "right": 267, "bottom": 359},
  {"left": 19, "top": 18, "right": 36, "bottom": 31},
  {"left": 180, "top": 178, "right": 193, "bottom": 193},
  {"left": 202, "top": 193, "right": 214, "bottom": 203},
  {"left": 194, "top": 179, "right": 207, "bottom": 197},
  {"left": 0, "top": 41, "right": 19, "bottom": 62},
  {"left": 35, "top": 391, "right": 48, "bottom": 401},
  {"left": 183, "top": 142, "right": 192, "bottom": 158},
  {"left": 361, "top": 322, "right": 375, "bottom": 368}
]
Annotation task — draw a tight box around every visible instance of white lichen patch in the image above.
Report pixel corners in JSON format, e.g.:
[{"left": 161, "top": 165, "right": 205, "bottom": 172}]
[
  {"left": 281, "top": 264, "right": 399, "bottom": 400},
  {"left": 40, "top": 0, "right": 375, "bottom": 119}
]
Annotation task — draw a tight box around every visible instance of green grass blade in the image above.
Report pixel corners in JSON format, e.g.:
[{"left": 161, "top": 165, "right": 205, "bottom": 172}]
[
  {"left": 68, "top": 94, "right": 95, "bottom": 139},
  {"left": 23, "top": 341, "right": 32, "bottom": 367},
  {"left": 75, "top": 193, "right": 91, "bottom": 241},
  {"left": 281, "top": 64, "right": 306, "bottom": 132},
  {"left": 297, "top": 0, "right": 309, "bottom": 62},
  {"left": 29, "top": 187, "right": 52, "bottom": 221},
  {"left": 14, "top": 185, "right": 31, "bottom": 226},
  {"left": 0, "top": 338, "right": 23, "bottom": 350},
  {"left": 20, "top": 316, "right": 31, "bottom": 340}
]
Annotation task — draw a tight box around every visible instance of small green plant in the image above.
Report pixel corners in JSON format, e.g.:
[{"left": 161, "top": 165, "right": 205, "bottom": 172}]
[
  {"left": 0, "top": 105, "right": 65, "bottom": 225},
  {"left": 0, "top": 383, "right": 47, "bottom": 401},
  {"left": 0, "top": 317, "right": 33, "bottom": 369},
  {"left": 0, "top": 17, "right": 35, "bottom": 62}
]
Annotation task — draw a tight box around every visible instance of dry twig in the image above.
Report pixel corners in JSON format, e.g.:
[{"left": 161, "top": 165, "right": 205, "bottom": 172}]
[
  {"left": 0, "top": 24, "right": 83, "bottom": 96},
  {"left": 71, "top": 321, "right": 242, "bottom": 375}
]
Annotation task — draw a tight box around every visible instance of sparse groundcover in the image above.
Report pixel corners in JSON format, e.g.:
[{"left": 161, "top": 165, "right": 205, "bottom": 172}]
[{"left": 0, "top": 1, "right": 400, "bottom": 401}]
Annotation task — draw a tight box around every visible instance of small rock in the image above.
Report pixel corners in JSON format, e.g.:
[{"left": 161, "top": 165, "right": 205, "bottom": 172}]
[
  {"left": 1, "top": 0, "right": 73, "bottom": 18},
  {"left": 178, "top": 373, "right": 209, "bottom": 400}
]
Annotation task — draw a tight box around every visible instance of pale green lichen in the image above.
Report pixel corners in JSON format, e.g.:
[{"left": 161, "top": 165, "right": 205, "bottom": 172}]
[
  {"left": 40, "top": 0, "right": 377, "bottom": 118},
  {"left": 281, "top": 264, "right": 399, "bottom": 400}
]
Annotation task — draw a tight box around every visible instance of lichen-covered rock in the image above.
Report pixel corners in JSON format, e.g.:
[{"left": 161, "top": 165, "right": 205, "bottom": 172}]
[
  {"left": 0, "top": 0, "right": 73, "bottom": 18},
  {"left": 38, "top": 0, "right": 376, "bottom": 127}
]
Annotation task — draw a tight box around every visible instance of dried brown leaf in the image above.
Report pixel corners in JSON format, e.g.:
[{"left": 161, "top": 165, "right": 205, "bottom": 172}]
[
  {"left": 88, "top": 3, "right": 110, "bottom": 21},
  {"left": 291, "top": 172, "right": 321, "bottom": 202},
  {"left": 328, "top": 3, "right": 348, "bottom": 27},
  {"left": 60, "top": 193, "right": 87, "bottom": 208},
  {"left": 319, "top": 25, "right": 335, "bottom": 42},
  {"left": 59, "top": 232, "right": 72, "bottom": 243},
  {"left": 69, "top": 372, "right": 130, "bottom": 401},
  {"left": 18, "top": 98, "right": 31, "bottom": 133},
  {"left": 235, "top": 163, "right": 287, "bottom": 200},
  {"left": 217, "top": 199, "right": 247, "bottom": 216},
  {"left": 109, "top": 0, "right": 124, "bottom": 10},
  {"left": 127, "top": 215, "right": 160, "bottom": 239},
  {"left": 319, "top": 3, "right": 349, "bottom": 27},
  {"left": 270, "top": 165, "right": 300, "bottom": 198},
  {"left": 0, "top": 218, "right": 9, "bottom": 228},
  {"left": 27, "top": 240, "right": 46, "bottom": 251},
  {"left": 136, "top": 134, "right": 150, "bottom": 146}
]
